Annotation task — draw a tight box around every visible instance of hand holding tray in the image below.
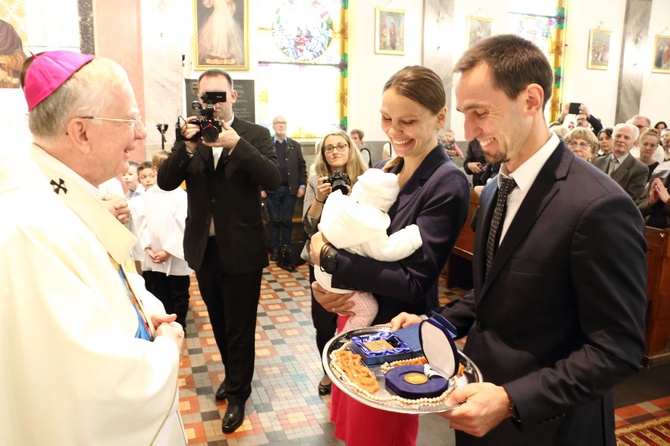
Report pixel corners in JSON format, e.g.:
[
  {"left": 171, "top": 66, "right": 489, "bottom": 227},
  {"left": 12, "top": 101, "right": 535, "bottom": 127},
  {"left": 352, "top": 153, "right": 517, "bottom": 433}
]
[{"left": 323, "top": 326, "right": 483, "bottom": 414}]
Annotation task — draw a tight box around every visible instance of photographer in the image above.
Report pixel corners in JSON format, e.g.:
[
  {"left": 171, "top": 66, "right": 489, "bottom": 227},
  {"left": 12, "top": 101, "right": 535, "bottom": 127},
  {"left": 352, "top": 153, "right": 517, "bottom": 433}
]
[
  {"left": 558, "top": 102, "right": 603, "bottom": 136},
  {"left": 157, "top": 68, "right": 280, "bottom": 434},
  {"left": 301, "top": 131, "right": 367, "bottom": 397}
]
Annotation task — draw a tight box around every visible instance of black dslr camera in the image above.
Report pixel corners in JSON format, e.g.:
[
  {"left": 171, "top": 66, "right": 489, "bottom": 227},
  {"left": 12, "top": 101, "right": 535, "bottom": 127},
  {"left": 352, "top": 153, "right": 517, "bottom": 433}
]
[
  {"left": 178, "top": 91, "right": 226, "bottom": 143},
  {"left": 325, "top": 172, "right": 351, "bottom": 195}
]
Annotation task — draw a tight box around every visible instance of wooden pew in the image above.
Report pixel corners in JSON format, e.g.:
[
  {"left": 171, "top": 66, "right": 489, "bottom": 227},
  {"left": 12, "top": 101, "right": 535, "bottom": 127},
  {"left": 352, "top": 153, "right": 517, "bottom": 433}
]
[
  {"left": 444, "top": 193, "right": 670, "bottom": 366},
  {"left": 643, "top": 227, "right": 670, "bottom": 365},
  {"left": 444, "top": 190, "right": 478, "bottom": 289}
]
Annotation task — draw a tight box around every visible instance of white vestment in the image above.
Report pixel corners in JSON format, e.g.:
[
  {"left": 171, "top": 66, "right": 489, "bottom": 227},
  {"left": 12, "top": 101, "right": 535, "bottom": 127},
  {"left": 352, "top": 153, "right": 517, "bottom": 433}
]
[
  {"left": 0, "top": 144, "right": 186, "bottom": 445},
  {"left": 133, "top": 186, "right": 192, "bottom": 276}
]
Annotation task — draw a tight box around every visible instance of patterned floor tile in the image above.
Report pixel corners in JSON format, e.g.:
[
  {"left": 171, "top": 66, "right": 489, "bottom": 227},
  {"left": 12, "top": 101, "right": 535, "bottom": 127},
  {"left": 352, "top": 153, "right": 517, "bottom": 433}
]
[{"left": 179, "top": 263, "right": 667, "bottom": 444}]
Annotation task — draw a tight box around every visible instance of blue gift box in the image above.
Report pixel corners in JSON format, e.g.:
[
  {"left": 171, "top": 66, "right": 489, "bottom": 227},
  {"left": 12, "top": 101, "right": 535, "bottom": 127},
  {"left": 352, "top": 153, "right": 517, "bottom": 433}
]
[
  {"left": 349, "top": 330, "right": 415, "bottom": 366},
  {"left": 384, "top": 313, "right": 460, "bottom": 399}
]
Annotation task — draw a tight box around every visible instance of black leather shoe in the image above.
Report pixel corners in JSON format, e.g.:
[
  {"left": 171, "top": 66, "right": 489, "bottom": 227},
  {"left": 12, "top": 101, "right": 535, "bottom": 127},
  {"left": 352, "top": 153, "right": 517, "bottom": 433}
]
[
  {"left": 270, "top": 250, "right": 279, "bottom": 262},
  {"left": 318, "top": 381, "right": 331, "bottom": 396},
  {"left": 215, "top": 381, "right": 228, "bottom": 400},
  {"left": 222, "top": 404, "right": 245, "bottom": 433}
]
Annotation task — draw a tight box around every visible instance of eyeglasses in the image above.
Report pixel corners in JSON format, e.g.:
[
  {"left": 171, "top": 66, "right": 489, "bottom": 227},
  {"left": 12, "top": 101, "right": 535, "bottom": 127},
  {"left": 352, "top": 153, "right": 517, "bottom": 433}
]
[
  {"left": 273, "top": 121, "right": 286, "bottom": 125},
  {"left": 324, "top": 143, "right": 349, "bottom": 153},
  {"left": 80, "top": 116, "right": 144, "bottom": 130},
  {"left": 567, "top": 141, "right": 591, "bottom": 149}
]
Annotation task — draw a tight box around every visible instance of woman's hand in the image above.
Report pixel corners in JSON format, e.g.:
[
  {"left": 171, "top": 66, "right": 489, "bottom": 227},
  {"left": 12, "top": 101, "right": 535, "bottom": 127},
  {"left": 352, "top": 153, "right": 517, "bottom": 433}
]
[
  {"left": 650, "top": 178, "right": 669, "bottom": 206},
  {"left": 311, "top": 281, "right": 355, "bottom": 315},
  {"left": 315, "top": 176, "right": 333, "bottom": 203},
  {"left": 656, "top": 178, "right": 670, "bottom": 204}
]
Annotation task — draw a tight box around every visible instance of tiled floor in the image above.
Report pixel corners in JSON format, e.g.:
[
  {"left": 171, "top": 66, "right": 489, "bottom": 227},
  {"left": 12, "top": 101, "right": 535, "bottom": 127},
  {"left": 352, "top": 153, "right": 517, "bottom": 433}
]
[{"left": 178, "top": 262, "right": 670, "bottom": 445}]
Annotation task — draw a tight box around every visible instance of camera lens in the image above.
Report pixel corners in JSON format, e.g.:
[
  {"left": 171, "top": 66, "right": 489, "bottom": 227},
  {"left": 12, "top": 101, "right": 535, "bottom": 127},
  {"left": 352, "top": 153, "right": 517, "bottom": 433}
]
[{"left": 201, "top": 125, "right": 220, "bottom": 143}]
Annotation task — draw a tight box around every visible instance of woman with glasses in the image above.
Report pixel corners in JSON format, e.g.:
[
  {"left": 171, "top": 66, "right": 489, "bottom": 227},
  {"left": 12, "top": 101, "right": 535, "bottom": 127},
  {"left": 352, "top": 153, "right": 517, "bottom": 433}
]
[
  {"left": 565, "top": 127, "right": 598, "bottom": 163},
  {"left": 301, "top": 131, "right": 367, "bottom": 397},
  {"left": 309, "top": 66, "right": 470, "bottom": 445}
]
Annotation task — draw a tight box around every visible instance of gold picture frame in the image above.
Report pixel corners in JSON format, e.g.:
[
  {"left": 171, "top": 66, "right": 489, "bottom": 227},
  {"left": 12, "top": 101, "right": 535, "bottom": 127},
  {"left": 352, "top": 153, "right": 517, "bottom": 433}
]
[
  {"left": 375, "top": 7, "right": 405, "bottom": 55},
  {"left": 466, "top": 16, "right": 493, "bottom": 49},
  {"left": 587, "top": 29, "right": 611, "bottom": 70},
  {"left": 194, "top": 0, "right": 249, "bottom": 70},
  {"left": 652, "top": 34, "right": 670, "bottom": 74}
]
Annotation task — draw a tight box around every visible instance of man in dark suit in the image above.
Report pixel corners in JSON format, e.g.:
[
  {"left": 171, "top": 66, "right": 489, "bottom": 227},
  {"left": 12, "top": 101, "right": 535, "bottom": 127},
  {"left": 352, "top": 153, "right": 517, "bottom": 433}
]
[
  {"left": 463, "top": 139, "right": 487, "bottom": 186},
  {"left": 262, "top": 116, "right": 306, "bottom": 261},
  {"left": 157, "top": 69, "right": 280, "bottom": 434},
  {"left": 594, "top": 123, "right": 648, "bottom": 202},
  {"left": 392, "top": 35, "right": 647, "bottom": 445}
]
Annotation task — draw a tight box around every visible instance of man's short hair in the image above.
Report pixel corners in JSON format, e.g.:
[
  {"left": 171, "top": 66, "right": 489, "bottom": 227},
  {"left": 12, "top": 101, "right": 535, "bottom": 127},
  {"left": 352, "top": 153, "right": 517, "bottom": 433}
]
[
  {"left": 198, "top": 69, "right": 233, "bottom": 89},
  {"left": 138, "top": 161, "right": 154, "bottom": 174},
  {"left": 627, "top": 115, "right": 651, "bottom": 127},
  {"left": 350, "top": 129, "right": 364, "bottom": 140},
  {"left": 453, "top": 34, "right": 553, "bottom": 110},
  {"left": 614, "top": 122, "right": 640, "bottom": 141}
]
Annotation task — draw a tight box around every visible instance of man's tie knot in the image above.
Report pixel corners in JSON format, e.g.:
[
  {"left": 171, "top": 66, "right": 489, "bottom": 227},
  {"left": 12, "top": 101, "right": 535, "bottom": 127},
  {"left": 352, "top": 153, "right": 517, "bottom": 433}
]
[{"left": 498, "top": 176, "right": 517, "bottom": 198}]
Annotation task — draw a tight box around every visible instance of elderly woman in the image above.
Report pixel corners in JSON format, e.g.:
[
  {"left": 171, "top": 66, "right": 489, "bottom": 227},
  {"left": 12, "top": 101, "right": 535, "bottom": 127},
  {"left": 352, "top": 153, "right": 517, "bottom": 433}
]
[{"left": 565, "top": 127, "right": 598, "bottom": 163}]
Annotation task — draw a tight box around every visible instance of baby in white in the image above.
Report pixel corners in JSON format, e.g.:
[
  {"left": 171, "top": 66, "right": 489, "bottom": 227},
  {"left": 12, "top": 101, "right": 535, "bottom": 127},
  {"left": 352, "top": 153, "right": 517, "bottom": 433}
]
[{"left": 316, "top": 169, "right": 422, "bottom": 331}]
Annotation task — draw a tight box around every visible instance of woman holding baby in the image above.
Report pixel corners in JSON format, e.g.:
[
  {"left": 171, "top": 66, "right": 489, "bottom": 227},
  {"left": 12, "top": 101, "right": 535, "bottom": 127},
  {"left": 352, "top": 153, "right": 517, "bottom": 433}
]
[{"left": 309, "top": 66, "right": 471, "bottom": 445}]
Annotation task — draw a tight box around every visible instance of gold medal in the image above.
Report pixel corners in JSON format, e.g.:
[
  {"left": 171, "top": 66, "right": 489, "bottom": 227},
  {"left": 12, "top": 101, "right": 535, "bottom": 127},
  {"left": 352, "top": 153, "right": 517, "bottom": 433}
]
[{"left": 403, "top": 372, "right": 428, "bottom": 385}]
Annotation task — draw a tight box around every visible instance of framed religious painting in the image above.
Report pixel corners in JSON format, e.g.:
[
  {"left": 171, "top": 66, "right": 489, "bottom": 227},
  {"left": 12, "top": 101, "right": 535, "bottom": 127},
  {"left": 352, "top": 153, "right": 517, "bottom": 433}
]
[
  {"left": 652, "top": 34, "right": 670, "bottom": 74},
  {"left": 375, "top": 7, "right": 405, "bottom": 55},
  {"left": 587, "top": 29, "right": 611, "bottom": 70},
  {"left": 0, "top": 12, "right": 29, "bottom": 88},
  {"left": 194, "top": 0, "right": 249, "bottom": 70},
  {"left": 466, "top": 16, "right": 493, "bottom": 49}
]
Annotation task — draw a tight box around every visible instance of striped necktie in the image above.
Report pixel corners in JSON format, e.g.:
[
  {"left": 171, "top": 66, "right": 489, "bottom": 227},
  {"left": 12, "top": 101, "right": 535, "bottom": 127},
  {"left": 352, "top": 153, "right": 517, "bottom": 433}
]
[{"left": 485, "top": 177, "right": 517, "bottom": 278}]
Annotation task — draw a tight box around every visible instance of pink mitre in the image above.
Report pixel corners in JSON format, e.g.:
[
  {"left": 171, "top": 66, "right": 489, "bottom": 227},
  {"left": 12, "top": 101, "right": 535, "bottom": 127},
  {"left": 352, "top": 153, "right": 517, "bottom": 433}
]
[{"left": 24, "top": 50, "right": 94, "bottom": 111}]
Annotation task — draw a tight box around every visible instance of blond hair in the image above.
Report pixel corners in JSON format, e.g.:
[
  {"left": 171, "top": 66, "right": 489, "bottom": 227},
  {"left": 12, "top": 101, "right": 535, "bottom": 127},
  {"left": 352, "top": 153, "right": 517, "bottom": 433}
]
[
  {"left": 152, "top": 150, "right": 169, "bottom": 170},
  {"left": 314, "top": 131, "right": 367, "bottom": 185}
]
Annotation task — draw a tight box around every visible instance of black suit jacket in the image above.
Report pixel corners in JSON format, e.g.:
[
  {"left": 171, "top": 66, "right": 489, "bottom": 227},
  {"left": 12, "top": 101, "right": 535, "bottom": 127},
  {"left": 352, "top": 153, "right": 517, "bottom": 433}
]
[
  {"left": 442, "top": 142, "right": 647, "bottom": 445},
  {"left": 282, "top": 137, "right": 306, "bottom": 195},
  {"left": 463, "top": 139, "right": 487, "bottom": 186},
  {"left": 158, "top": 116, "right": 281, "bottom": 273}
]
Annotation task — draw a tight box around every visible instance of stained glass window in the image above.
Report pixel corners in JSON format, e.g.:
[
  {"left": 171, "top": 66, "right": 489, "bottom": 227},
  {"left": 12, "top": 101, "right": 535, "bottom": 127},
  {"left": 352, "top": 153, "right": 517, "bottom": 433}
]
[
  {"left": 256, "top": 0, "right": 347, "bottom": 138},
  {"left": 507, "top": 0, "right": 566, "bottom": 121}
]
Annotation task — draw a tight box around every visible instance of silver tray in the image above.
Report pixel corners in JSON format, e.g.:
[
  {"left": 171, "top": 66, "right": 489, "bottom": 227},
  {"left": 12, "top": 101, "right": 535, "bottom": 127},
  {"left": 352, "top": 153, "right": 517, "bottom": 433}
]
[{"left": 322, "top": 326, "right": 483, "bottom": 414}]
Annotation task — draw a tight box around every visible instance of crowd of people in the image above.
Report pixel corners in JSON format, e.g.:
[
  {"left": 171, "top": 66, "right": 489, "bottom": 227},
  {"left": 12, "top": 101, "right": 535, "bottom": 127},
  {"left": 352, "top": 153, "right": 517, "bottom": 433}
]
[{"left": 3, "top": 33, "right": 665, "bottom": 445}]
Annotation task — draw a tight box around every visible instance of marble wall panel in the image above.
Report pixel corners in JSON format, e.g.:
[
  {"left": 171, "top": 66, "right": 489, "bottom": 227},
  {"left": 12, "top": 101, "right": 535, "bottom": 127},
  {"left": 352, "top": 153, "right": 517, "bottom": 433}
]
[{"left": 616, "top": 0, "right": 653, "bottom": 124}]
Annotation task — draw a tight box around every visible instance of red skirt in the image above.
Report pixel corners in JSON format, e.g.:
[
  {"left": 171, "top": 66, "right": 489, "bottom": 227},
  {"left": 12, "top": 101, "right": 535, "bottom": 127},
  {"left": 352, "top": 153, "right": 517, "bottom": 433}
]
[{"left": 330, "top": 316, "right": 419, "bottom": 445}]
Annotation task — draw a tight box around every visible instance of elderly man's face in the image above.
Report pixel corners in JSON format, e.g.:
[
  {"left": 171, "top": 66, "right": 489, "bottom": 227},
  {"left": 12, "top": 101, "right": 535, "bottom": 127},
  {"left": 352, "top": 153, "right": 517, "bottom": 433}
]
[
  {"left": 631, "top": 118, "right": 650, "bottom": 135},
  {"left": 86, "top": 80, "right": 146, "bottom": 185},
  {"left": 662, "top": 129, "right": 670, "bottom": 150},
  {"left": 612, "top": 126, "right": 636, "bottom": 157}
]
